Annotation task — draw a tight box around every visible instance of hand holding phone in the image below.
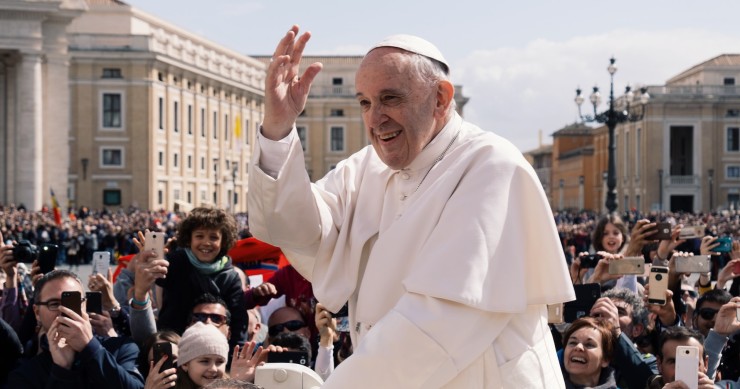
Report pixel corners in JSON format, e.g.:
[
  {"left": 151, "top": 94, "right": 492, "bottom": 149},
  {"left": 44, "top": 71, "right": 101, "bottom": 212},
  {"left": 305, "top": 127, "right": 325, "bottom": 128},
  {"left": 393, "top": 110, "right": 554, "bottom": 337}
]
[
  {"left": 714, "top": 236, "right": 733, "bottom": 253},
  {"left": 675, "top": 255, "right": 711, "bottom": 274},
  {"left": 153, "top": 342, "right": 175, "bottom": 373},
  {"left": 648, "top": 266, "right": 669, "bottom": 305},
  {"left": 61, "top": 291, "right": 82, "bottom": 317},
  {"left": 144, "top": 231, "right": 165, "bottom": 261},
  {"left": 651, "top": 222, "right": 672, "bottom": 240},
  {"left": 578, "top": 253, "right": 602, "bottom": 268},
  {"left": 675, "top": 345, "right": 699, "bottom": 389},
  {"left": 608, "top": 257, "right": 645, "bottom": 275},
  {"left": 267, "top": 350, "right": 310, "bottom": 367}
]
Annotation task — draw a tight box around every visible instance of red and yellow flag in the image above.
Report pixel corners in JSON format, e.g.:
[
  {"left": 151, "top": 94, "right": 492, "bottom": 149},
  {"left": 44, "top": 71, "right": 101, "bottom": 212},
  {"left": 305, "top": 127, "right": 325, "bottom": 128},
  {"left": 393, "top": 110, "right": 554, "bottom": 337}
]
[{"left": 50, "top": 188, "right": 62, "bottom": 226}]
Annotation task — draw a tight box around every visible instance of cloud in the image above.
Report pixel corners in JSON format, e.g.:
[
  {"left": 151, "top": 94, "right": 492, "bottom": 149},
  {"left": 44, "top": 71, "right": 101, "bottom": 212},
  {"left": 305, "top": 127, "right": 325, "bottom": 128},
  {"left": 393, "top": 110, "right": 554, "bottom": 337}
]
[{"left": 454, "top": 29, "right": 740, "bottom": 152}]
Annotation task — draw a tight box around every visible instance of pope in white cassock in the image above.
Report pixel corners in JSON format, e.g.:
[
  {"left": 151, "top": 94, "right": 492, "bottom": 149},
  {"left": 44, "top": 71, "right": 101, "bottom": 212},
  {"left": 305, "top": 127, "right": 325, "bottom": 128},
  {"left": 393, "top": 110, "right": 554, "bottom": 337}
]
[{"left": 248, "top": 25, "right": 576, "bottom": 388}]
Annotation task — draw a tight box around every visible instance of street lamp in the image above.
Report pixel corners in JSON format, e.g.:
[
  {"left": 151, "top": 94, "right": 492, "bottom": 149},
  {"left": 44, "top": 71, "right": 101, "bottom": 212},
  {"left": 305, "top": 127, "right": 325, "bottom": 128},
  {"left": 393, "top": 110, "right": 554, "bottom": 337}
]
[{"left": 575, "top": 57, "right": 649, "bottom": 215}]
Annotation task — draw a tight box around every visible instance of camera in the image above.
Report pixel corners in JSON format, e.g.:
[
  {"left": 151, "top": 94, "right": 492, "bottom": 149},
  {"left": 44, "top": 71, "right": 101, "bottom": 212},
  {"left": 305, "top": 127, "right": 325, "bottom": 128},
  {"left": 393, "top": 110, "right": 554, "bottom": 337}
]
[
  {"left": 654, "top": 273, "right": 663, "bottom": 281},
  {"left": 13, "top": 240, "right": 39, "bottom": 263}
]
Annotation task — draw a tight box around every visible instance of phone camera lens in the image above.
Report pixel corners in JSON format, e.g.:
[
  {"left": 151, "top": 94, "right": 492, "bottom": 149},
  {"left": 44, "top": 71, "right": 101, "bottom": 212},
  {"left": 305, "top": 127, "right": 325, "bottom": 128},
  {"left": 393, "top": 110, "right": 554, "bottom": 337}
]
[
  {"left": 655, "top": 274, "right": 662, "bottom": 281},
  {"left": 685, "top": 350, "right": 690, "bottom": 355}
]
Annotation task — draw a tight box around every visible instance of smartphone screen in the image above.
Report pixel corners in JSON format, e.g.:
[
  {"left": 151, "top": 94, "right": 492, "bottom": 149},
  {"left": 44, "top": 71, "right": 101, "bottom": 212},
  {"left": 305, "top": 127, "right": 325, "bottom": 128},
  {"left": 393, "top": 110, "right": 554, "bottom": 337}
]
[
  {"left": 267, "top": 350, "right": 310, "bottom": 367},
  {"left": 675, "top": 345, "right": 699, "bottom": 389},
  {"left": 153, "top": 342, "right": 175, "bottom": 373},
  {"left": 648, "top": 266, "right": 669, "bottom": 305},
  {"left": 608, "top": 257, "right": 645, "bottom": 275},
  {"left": 38, "top": 243, "right": 58, "bottom": 274},
  {"left": 61, "top": 291, "right": 82, "bottom": 317},
  {"left": 92, "top": 251, "right": 111, "bottom": 276},
  {"left": 144, "top": 231, "right": 165, "bottom": 261},
  {"left": 85, "top": 291, "right": 103, "bottom": 314}
]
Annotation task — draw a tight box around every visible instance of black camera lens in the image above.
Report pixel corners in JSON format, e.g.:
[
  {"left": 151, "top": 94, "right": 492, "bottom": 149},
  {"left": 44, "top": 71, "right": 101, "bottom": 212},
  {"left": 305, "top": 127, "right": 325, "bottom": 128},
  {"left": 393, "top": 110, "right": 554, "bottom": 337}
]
[{"left": 655, "top": 274, "right": 663, "bottom": 281}]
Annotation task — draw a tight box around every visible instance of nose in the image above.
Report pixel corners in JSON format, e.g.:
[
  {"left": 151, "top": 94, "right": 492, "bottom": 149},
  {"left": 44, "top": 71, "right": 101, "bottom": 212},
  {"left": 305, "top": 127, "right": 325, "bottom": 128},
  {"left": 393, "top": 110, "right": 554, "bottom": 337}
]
[{"left": 366, "top": 104, "right": 388, "bottom": 131}]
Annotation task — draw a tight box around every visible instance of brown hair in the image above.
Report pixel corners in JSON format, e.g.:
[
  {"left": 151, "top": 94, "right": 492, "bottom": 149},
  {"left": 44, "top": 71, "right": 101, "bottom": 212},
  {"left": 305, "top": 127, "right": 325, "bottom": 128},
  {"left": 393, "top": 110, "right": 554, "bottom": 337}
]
[
  {"left": 562, "top": 316, "right": 617, "bottom": 363},
  {"left": 592, "top": 214, "right": 629, "bottom": 253},
  {"left": 176, "top": 207, "right": 238, "bottom": 257}
]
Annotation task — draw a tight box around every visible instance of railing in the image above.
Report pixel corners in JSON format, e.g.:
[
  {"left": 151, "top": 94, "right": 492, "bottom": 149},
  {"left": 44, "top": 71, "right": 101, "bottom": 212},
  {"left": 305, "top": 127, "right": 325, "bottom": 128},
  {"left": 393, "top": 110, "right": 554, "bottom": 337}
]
[
  {"left": 308, "top": 85, "right": 356, "bottom": 98},
  {"left": 644, "top": 85, "right": 740, "bottom": 99},
  {"left": 668, "top": 175, "right": 699, "bottom": 186},
  {"left": 69, "top": 34, "right": 152, "bottom": 51}
]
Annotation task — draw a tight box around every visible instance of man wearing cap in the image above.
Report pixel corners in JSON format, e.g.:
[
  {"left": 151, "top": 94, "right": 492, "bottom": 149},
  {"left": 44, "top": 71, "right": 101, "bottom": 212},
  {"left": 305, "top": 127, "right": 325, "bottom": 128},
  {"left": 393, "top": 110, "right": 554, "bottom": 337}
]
[{"left": 248, "top": 25, "right": 574, "bottom": 387}]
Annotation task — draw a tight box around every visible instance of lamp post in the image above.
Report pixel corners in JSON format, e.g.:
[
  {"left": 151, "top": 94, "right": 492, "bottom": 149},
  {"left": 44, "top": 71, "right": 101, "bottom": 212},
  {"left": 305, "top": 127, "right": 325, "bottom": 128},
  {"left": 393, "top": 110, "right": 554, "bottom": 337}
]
[{"left": 575, "top": 57, "right": 649, "bottom": 215}]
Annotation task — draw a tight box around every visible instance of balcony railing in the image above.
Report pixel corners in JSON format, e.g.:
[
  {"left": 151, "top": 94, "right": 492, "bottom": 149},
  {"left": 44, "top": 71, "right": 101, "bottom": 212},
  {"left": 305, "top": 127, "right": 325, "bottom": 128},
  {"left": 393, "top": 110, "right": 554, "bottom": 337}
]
[
  {"left": 308, "top": 85, "right": 356, "bottom": 98},
  {"left": 668, "top": 175, "right": 699, "bottom": 186},
  {"left": 644, "top": 85, "right": 740, "bottom": 100}
]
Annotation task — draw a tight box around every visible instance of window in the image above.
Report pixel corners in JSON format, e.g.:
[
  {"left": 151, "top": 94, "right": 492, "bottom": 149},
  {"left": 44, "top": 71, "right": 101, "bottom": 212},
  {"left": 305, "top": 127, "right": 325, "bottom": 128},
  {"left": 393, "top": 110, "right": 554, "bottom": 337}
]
[
  {"left": 158, "top": 151, "right": 164, "bottom": 167},
  {"left": 101, "top": 148, "right": 123, "bottom": 167},
  {"left": 103, "top": 189, "right": 121, "bottom": 206},
  {"left": 173, "top": 101, "right": 179, "bottom": 132},
  {"left": 102, "top": 68, "right": 122, "bottom": 79},
  {"left": 158, "top": 190, "right": 163, "bottom": 204},
  {"left": 729, "top": 194, "right": 740, "bottom": 209},
  {"left": 187, "top": 155, "right": 192, "bottom": 169},
  {"left": 728, "top": 127, "right": 740, "bottom": 152},
  {"left": 332, "top": 78, "right": 343, "bottom": 85},
  {"left": 200, "top": 190, "right": 206, "bottom": 201},
  {"left": 727, "top": 165, "right": 740, "bottom": 179},
  {"left": 157, "top": 72, "right": 163, "bottom": 82},
  {"left": 245, "top": 119, "right": 250, "bottom": 145},
  {"left": 297, "top": 126, "right": 308, "bottom": 151},
  {"left": 103, "top": 93, "right": 122, "bottom": 128},
  {"left": 187, "top": 105, "right": 193, "bottom": 135},
  {"left": 173, "top": 153, "right": 179, "bottom": 168},
  {"left": 201, "top": 156, "right": 205, "bottom": 170},
  {"left": 724, "top": 77, "right": 735, "bottom": 86},
  {"left": 174, "top": 189, "right": 181, "bottom": 200},
  {"left": 330, "top": 109, "right": 344, "bottom": 117},
  {"left": 187, "top": 191, "right": 192, "bottom": 203},
  {"left": 225, "top": 114, "right": 229, "bottom": 140},
  {"left": 158, "top": 97, "right": 164, "bottom": 130},
  {"left": 200, "top": 108, "right": 205, "bottom": 137},
  {"left": 330, "top": 126, "right": 344, "bottom": 152},
  {"left": 213, "top": 112, "right": 218, "bottom": 139}
]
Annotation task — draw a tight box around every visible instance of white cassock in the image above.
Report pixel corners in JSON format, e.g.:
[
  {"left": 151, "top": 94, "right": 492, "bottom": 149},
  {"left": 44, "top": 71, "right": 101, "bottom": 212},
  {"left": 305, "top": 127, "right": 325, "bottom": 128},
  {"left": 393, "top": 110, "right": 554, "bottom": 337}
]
[{"left": 248, "top": 112, "right": 575, "bottom": 388}]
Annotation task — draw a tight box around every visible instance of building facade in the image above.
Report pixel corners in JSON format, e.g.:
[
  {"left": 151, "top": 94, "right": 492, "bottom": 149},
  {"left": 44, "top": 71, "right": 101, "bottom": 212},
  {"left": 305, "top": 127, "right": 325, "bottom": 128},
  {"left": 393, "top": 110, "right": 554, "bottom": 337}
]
[
  {"left": 66, "top": 0, "right": 265, "bottom": 211},
  {"left": 0, "top": 0, "right": 87, "bottom": 210}
]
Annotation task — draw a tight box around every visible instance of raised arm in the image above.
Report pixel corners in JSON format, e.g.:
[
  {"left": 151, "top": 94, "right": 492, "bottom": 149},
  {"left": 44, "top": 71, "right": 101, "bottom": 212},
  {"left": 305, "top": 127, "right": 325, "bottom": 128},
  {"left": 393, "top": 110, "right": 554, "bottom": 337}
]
[{"left": 262, "top": 25, "right": 323, "bottom": 140}]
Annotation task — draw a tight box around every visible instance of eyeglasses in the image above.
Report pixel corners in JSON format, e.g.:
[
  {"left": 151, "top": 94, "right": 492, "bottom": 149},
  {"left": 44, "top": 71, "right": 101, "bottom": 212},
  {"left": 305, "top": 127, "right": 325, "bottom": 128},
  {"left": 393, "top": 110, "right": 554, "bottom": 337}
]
[
  {"left": 696, "top": 307, "right": 719, "bottom": 320},
  {"left": 268, "top": 320, "right": 307, "bottom": 337},
  {"left": 36, "top": 298, "right": 87, "bottom": 311},
  {"left": 191, "top": 312, "right": 229, "bottom": 327}
]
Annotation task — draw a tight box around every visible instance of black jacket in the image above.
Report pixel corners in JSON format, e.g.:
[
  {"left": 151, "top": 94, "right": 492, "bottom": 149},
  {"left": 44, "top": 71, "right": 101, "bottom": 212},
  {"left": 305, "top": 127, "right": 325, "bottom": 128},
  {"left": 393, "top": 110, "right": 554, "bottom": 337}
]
[
  {"left": 7, "top": 335, "right": 143, "bottom": 389},
  {"left": 156, "top": 248, "right": 247, "bottom": 349}
]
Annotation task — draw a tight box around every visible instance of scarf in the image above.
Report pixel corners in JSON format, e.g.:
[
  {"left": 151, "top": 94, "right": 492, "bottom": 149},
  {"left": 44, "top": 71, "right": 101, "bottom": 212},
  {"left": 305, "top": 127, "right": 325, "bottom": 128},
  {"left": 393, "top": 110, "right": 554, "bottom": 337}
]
[{"left": 185, "top": 248, "right": 228, "bottom": 275}]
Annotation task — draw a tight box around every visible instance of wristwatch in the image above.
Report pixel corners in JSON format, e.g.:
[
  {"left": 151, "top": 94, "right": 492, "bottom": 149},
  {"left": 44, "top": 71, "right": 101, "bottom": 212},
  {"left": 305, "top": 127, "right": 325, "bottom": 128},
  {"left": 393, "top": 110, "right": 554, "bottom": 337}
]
[{"left": 109, "top": 304, "right": 122, "bottom": 318}]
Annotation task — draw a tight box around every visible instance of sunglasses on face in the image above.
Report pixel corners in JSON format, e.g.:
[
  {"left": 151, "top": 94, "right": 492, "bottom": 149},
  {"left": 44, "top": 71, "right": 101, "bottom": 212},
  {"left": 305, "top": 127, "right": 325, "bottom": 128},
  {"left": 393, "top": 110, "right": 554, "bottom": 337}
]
[
  {"left": 268, "top": 320, "right": 307, "bottom": 337},
  {"left": 191, "top": 312, "right": 229, "bottom": 327},
  {"left": 696, "top": 307, "right": 719, "bottom": 320}
]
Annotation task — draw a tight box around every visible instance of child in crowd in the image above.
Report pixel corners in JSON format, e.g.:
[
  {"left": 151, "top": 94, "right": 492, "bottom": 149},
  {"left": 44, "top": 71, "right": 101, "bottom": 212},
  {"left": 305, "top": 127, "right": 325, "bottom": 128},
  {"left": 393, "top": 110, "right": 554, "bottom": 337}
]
[
  {"left": 151, "top": 207, "right": 247, "bottom": 351},
  {"left": 175, "top": 322, "right": 229, "bottom": 389}
]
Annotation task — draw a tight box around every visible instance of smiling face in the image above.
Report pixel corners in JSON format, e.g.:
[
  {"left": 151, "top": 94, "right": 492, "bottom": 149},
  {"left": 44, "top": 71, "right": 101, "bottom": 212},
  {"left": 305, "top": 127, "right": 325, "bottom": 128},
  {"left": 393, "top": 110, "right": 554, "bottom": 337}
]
[
  {"left": 190, "top": 228, "right": 222, "bottom": 263},
  {"left": 564, "top": 327, "right": 609, "bottom": 385},
  {"left": 355, "top": 48, "right": 451, "bottom": 170},
  {"left": 600, "top": 223, "right": 624, "bottom": 254},
  {"left": 181, "top": 354, "right": 225, "bottom": 387}
]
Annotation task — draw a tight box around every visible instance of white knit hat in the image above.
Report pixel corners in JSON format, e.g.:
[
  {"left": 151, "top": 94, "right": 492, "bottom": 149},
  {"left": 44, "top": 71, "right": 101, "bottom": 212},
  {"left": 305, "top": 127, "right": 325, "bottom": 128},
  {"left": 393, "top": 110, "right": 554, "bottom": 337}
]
[
  {"left": 368, "top": 34, "right": 449, "bottom": 73},
  {"left": 178, "top": 322, "right": 229, "bottom": 366}
]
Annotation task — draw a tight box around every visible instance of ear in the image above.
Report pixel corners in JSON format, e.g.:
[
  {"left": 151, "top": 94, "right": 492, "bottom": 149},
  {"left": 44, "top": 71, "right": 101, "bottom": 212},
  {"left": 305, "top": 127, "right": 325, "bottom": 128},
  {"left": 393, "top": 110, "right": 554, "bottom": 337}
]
[
  {"left": 181, "top": 361, "right": 188, "bottom": 372},
  {"left": 254, "top": 322, "right": 262, "bottom": 331},
  {"left": 33, "top": 304, "right": 41, "bottom": 323},
  {"left": 433, "top": 80, "right": 455, "bottom": 119}
]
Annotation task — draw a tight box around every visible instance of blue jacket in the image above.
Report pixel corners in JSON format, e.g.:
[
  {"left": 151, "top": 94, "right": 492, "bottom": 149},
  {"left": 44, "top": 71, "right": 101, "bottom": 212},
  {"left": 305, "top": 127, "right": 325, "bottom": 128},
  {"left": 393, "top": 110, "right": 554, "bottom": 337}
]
[{"left": 7, "top": 334, "right": 144, "bottom": 389}]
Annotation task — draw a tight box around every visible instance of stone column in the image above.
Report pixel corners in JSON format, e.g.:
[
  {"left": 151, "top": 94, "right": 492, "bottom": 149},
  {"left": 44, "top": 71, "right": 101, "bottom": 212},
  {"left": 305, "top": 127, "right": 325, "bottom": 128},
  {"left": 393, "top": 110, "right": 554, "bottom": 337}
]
[{"left": 15, "top": 51, "right": 42, "bottom": 210}]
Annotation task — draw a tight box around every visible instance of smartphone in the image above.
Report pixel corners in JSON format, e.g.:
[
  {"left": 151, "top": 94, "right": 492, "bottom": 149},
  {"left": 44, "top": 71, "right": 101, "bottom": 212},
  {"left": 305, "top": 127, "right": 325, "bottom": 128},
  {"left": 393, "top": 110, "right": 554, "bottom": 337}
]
[
  {"left": 38, "top": 243, "right": 58, "bottom": 274},
  {"left": 652, "top": 222, "right": 672, "bottom": 240},
  {"left": 675, "top": 255, "right": 711, "bottom": 274},
  {"left": 547, "top": 303, "right": 564, "bottom": 324},
  {"left": 153, "top": 342, "right": 175, "bottom": 373},
  {"left": 92, "top": 251, "right": 111, "bottom": 276},
  {"left": 61, "top": 290, "right": 82, "bottom": 317},
  {"left": 714, "top": 236, "right": 733, "bottom": 253},
  {"left": 144, "top": 231, "right": 165, "bottom": 261},
  {"left": 608, "top": 257, "right": 645, "bottom": 275},
  {"left": 85, "top": 291, "right": 103, "bottom": 314},
  {"left": 579, "top": 253, "right": 602, "bottom": 268},
  {"left": 679, "top": 225, "right": 705, "bottom": 240},
  {"left": 563, "top": 283, "right": 601, "bottom": 323},
  {"left": 267, "top": 350, "right": 310, "bottom": 367},
  {"left": 648, "top": 266, "right": 669, "bottom": 305},
  {"left": 675, "top": 345, "right": 699, "bottom": 389}
]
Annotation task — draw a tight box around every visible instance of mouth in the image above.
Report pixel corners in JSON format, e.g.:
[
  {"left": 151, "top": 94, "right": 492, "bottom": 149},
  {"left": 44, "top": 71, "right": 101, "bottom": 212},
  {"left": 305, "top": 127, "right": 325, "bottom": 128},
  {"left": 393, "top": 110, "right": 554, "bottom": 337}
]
[
  {"left": 570, "top": 356, "right": 587, "bottom": 364},
  {"left": 378, "top": 130, "right": 401, "bottom": 142}
]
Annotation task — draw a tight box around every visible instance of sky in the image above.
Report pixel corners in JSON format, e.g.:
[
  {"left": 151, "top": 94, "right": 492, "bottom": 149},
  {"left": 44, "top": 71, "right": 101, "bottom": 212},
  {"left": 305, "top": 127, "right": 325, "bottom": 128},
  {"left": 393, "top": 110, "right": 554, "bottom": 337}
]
[{"left": 125, "top": 0, "right": 740, "bottom": 152}]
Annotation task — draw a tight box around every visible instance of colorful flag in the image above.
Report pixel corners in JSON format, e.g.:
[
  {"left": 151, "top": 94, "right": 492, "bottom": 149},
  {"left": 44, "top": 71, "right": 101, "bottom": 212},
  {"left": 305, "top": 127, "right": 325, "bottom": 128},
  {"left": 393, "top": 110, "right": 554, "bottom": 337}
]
[
  {"left": 50, "top": 188, "right": 62, "bottom": 226},
  {"left": 234, "top": 115, "right": 242, "bottom": 139}
]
